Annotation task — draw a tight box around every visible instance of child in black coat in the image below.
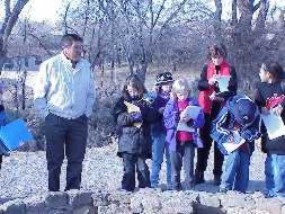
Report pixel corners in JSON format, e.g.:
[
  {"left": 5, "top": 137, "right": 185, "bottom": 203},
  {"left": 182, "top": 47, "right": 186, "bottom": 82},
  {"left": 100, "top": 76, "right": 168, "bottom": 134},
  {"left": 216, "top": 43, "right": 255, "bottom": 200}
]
[
  {"left": 113, "top": 75, "right": 158, "bottom": 192},
  {"left": 255, "top": 61, "right": 285, "bottom": 198}
]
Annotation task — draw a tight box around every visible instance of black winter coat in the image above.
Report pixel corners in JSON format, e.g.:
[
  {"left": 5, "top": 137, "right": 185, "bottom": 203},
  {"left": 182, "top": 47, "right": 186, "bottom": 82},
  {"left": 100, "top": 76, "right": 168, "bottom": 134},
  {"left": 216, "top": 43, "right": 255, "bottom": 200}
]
[{"left": 113, "top": 96, "right": 158, "bottom": 158}]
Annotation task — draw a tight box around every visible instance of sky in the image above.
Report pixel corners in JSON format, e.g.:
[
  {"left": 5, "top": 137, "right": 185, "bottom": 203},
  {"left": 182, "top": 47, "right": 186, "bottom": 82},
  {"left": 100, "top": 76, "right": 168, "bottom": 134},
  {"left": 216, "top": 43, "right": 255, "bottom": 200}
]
[
  {"left": 12, "top": 0, "right": 285, "bottom": 23},
  {"left": 22, "top": 0, "right": 64, "bottom": 23}
]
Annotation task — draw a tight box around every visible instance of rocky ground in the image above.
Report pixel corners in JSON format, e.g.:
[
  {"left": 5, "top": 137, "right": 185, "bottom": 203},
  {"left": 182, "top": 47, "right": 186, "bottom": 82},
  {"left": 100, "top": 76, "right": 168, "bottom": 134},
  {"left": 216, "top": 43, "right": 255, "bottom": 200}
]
[
  {"left": 0, "top": 143, "right": 267, "bottom": 198},
  {"left": 1, "top": 142, "right": 282, "bottom": 214}
]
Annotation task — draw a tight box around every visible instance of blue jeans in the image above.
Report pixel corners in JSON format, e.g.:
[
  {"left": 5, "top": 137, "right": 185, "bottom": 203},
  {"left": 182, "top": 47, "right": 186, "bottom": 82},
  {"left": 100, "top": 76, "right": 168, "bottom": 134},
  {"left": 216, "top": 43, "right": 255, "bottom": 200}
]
[
  {"left": 150, "top": 134, "right": 171, "bottom": 187},
  {"left": 265, "top": 154, "right": 285, "bottom": 197},
  {"left": 220, "top": 150, "right": 250, "bottom": 193}
]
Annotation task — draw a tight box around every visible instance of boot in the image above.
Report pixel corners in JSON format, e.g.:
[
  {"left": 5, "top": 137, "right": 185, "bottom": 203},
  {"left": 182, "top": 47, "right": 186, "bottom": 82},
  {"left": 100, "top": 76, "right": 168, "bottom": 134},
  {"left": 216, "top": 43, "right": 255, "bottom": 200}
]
[
  {"left": 194, "top": 170, "right": 205, "bottom": 184},
  {"left": 213, "top": 174, "right": 221, "bottom": 186}
]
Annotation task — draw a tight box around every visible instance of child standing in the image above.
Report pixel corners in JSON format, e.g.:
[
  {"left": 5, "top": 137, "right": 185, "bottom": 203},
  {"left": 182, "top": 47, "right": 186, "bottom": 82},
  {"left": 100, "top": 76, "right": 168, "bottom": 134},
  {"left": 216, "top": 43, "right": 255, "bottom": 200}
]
[
  {"left": 150, "top": 72, "right": 173, "bottom": 188},
  {"left": 163, "top": 79, "right": 204, "bottom": 190},
  {"left": 254, "top": 61, "right": 285, "bottom": 198},
  {"left": 113, "top": 75, "right": 158, "bottom": 192},
  {"left": 211, "top": 95, "right": 260, "bottom": 193}
]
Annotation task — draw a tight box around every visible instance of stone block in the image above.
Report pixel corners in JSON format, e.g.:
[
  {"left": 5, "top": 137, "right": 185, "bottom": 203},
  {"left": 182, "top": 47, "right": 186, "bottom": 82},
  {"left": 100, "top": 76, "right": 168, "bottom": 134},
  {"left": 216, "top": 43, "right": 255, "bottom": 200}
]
[
  {"left": 26, "top": 202, "right": 45, "bottom": 214},
  {"left": 45, "top": 192, "right": 69, "bottom": 208},
  {"left": 255, "top": 197, "right": 283, "bottom": 214},
  {"left": 130, "top": 196, "right": 143, "bottom": 213},
  {"left": 141, "top": 196, "right": 162, "bottom": 213},
  {"left": 220, "top": 192, "right": 255, "bottom": 210},
  {"left": 92, "top": 190, "right": 109, "bottom": 207},
  {"left": 68, "top": 190, "right": 93, "bottom": 208},
  {"left": 108, "top": 191, "right": 131, "bottom": 205},
  {"left": 73, "top": 205, "right": 97, "bottom": 214},
  {"left": 161, "top": 196, "right": 195, "bottom": 214},
  {"left": 4, "top": 201, "right": 25, "bottom": 214},
  {"left": 24, "top": 195, "right": 45, "bottom": 214},
  {"left": 198, "top": 194, "right": 221, "bottom": 208},
  {"left": 97, "top": 204, "right": 131, "bottom": 214}
]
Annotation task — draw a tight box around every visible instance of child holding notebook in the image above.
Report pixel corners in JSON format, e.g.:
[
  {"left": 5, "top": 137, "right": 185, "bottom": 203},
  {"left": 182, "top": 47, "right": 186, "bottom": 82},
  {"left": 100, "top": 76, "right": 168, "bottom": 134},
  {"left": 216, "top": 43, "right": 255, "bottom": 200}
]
[
  {"left": 255, "top": 61, "right": 285, "bottom": 198},
  {"left": 211, "top": 94, "right": 260, "bottom": 193},
  {"left": 163, "top": 78, "right": 204, "bottom": 190},
  {"left": 113, "top": 75, "right": 158, "bottom": 192}
]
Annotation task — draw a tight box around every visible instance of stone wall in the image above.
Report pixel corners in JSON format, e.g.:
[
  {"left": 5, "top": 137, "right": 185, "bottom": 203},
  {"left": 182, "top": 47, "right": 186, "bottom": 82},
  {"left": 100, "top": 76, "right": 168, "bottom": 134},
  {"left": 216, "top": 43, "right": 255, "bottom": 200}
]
[{"left": 0, "top": 189, "right": 284, "bottom": 214}]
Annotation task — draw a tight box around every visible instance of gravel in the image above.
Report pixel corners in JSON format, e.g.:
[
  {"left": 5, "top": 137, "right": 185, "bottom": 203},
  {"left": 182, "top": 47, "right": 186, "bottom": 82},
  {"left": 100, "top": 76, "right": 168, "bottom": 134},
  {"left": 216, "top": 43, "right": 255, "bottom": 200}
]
[{"left": 0, "top": 143, "right": 266, "bottom": 199}]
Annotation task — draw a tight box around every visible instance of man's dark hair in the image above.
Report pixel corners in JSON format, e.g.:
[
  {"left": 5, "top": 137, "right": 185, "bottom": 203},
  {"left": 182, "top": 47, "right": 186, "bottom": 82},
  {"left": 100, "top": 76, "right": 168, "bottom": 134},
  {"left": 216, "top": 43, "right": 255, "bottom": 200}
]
[{"left": 60, "top": 34, "right": 83, "bottom": 48}]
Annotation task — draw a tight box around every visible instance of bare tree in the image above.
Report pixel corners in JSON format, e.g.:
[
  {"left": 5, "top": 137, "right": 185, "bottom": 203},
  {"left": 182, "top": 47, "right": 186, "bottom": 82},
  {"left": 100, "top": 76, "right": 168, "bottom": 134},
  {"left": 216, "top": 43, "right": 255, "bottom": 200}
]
[{"left": 0, "top": 0, "right": 30, "bottom": 71}]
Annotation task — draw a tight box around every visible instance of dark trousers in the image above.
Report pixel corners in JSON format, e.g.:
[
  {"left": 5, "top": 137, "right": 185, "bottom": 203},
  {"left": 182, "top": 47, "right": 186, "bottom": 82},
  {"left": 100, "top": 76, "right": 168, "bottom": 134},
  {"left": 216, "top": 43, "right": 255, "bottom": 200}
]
[
  {"left": 0, "top": 155, "right": 2, "bottom": 169},
  {"left": 121, "top": 153, "right": 151, "bottom": 191},
  {"left": 196, "top": 113, "right": 224, "bottom": 176},
  {"left": 170, "top": 142, "right": 195, "bottom": 189},
  {"left": 44, "top": 113, "right": 88, "bottom": 191}
]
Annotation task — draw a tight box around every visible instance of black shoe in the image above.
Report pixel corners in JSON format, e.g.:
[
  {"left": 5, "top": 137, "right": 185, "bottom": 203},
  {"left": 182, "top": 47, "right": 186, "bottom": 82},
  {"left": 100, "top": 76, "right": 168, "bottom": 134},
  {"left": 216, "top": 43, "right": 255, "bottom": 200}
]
[
  {"left": 213, "top": 175, "right": 221, "bottom": 186},
  {"left": 194, "top": 171, "right": 205, "bottom": 184}
]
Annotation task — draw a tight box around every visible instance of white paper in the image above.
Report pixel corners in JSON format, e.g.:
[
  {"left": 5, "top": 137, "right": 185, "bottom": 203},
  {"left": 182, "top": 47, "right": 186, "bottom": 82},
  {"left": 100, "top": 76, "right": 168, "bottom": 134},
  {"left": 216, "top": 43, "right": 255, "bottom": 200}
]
[
  {"left": 177, "top": 123, "right": 195, "bottom": 132},
  {"left": 216, "top": 76, "right": 231, "bottom": 92},
  {"left": 261, "top": 111, "right": 285, "bottom": 140},
  {"left": 177, "top": 106, "right": 201, "bottom": 133},
  {"left": 223, "top": 132, "right": 246, "bottom": 153},
  {"left": 180, "top": 105, "right": 201, "bottom": 120},
  {"left": 223, "top": 140, "right": 246, "bottom": 153}
]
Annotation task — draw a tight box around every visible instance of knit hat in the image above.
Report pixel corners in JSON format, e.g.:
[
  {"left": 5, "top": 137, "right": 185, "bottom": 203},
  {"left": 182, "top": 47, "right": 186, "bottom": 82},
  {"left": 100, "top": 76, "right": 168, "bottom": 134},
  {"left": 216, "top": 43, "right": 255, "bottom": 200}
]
[
  {"left": 155, "top": 72, "right": 174, "bottom": 86},
  {"left": 229, "top": 95, "right": 259, "bottom": 126}
]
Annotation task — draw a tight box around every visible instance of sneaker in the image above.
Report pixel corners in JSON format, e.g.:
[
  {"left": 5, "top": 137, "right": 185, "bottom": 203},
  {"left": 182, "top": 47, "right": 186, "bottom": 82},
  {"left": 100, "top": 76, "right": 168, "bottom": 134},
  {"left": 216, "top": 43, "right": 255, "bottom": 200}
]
[
  {"left": 183, "top": 181, "right": 195, "bottom": 190},
  {"left": 151, "top": 184, "right": 159, "bottom": 189},
  {"left": 169, "top": 183, "right": 182, "bottom": 191},
  {"left": 194, "top": 171, "right": 205, "bottom": 184},
  {"left": 219, "top": 187, "right": 228, "bottom": 193},
  {"left": 264, "top": 193, "right": 277, "bottom": 198}
]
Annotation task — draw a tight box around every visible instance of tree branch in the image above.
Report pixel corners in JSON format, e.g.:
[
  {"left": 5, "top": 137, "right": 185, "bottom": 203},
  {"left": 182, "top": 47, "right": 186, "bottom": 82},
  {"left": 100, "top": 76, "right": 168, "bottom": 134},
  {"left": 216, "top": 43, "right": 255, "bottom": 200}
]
[
  {"left": 28, "top": 33, "right": 54, "bottom": 56},
  {"left": 3, "top": 0, "right": 30, "bottom": 47}
]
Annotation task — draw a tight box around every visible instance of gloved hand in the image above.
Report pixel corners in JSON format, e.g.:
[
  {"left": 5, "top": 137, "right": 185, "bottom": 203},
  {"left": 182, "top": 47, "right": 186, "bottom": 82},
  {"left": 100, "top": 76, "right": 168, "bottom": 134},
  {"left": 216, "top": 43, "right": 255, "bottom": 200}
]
[{"left": 131, "top": 112, "right": 142, "bottom": 123}]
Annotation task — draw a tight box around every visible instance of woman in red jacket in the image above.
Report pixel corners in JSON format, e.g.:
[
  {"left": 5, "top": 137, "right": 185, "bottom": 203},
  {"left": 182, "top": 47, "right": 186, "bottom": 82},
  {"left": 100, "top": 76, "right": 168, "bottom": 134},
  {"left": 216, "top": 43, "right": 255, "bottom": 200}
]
[{"left": 195, "top": 44, "right": 238, "bottom": 185}]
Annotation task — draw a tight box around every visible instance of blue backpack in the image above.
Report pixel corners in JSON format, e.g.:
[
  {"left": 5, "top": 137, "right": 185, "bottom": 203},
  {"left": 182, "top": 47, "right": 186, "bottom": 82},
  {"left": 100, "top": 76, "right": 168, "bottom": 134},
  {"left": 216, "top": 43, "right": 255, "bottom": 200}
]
[{"left": 211, "top": 95, "right": 261, "bottom": 155}]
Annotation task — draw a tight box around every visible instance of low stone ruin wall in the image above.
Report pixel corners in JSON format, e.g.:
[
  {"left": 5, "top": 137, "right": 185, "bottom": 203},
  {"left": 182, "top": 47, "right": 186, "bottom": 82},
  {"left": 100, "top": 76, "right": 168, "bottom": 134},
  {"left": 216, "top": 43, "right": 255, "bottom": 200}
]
[{"left": 0, "top": 189, "right": 284, "bottom": 214}]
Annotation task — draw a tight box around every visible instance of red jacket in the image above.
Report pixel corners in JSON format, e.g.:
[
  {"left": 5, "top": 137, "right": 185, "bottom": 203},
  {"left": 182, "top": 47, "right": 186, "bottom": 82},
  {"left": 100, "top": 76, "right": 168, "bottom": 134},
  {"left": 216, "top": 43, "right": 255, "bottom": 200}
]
[{"left": 198, "top": 60, "right": 236, "bottom": 115}]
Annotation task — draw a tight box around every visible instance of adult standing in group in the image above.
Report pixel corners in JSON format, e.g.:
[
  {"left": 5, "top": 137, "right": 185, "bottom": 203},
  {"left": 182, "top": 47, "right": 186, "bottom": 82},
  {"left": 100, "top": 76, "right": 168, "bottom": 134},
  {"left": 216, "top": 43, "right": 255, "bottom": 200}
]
[
  {"left": 34, "top": 34, "right": 95, "bottom": 191},
  {"left": 195, "top": 44, "right": 238, "bottom": 185}
]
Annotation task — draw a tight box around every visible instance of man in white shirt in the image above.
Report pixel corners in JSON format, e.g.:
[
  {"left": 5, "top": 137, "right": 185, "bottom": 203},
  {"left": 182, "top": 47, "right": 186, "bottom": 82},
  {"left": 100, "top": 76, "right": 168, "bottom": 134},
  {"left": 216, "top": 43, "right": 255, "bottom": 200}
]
[{"left": 34, "top": 34, "right": 95, "bottom": 191}]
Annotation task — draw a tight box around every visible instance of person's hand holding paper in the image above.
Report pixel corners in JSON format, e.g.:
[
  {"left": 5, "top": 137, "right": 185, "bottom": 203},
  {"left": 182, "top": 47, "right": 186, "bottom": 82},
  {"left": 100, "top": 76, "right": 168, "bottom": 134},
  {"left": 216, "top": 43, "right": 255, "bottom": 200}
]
[
  {"left": 177, "top": 106, "right": 202, "bottom": 132},
  {"left": 216, "top": 75, "right": 231, "bottom": 92},
  {"left": 223, "top": 131, "right": 246, "bottom": 153}
]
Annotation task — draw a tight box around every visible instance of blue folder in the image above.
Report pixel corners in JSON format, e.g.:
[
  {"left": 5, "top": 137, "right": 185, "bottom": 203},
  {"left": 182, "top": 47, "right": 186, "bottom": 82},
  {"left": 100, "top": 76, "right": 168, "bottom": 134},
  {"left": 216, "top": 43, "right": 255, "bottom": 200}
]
[{"left": 0, "top": 119, "right": 34, "bottom": 152}]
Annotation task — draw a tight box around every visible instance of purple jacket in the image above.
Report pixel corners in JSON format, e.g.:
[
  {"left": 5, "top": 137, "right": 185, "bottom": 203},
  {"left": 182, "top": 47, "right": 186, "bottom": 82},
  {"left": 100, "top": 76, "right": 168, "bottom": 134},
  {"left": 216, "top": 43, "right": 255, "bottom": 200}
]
[{"left": 163, "top": 97, "right": 205, "bottom": 151}]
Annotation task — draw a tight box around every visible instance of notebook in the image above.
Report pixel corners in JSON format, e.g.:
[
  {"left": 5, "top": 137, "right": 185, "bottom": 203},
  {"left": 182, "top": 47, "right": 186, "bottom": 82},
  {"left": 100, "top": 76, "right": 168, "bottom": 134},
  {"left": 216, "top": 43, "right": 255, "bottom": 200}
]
[{"left": 0, "top": 119, "right": 34, "bottom": 151}]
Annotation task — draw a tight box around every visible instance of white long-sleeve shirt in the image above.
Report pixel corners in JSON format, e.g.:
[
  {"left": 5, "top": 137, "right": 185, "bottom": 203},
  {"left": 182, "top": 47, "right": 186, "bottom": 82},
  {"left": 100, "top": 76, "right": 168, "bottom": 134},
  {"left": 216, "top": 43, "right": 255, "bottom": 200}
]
[{"left": 33, "top": 53, "right": 95, "bottom": 119}]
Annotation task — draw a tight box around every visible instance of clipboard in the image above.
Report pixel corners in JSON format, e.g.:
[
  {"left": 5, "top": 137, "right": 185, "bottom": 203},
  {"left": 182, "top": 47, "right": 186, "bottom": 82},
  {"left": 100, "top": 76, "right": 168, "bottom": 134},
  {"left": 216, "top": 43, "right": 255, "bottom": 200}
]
[
  {"left": 261, "top": 111, "right": 285, "bottom": 140},
  {"left": 0, "top": 119, "right": 34, "bottom": 151}
]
